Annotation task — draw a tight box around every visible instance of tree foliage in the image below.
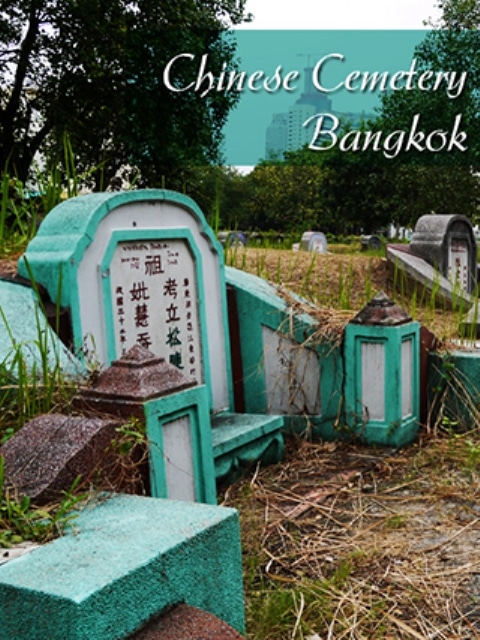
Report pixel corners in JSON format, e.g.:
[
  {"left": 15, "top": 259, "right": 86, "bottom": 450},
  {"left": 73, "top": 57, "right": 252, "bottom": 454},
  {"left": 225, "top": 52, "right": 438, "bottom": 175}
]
[
  {"left": 0, "top": 0, "right": 248, "bottom": 186},
  {"left": 376, "top": 18, "right": 480, "bottom": 224},
  {"left": 431, "top": 0, "right": 480, "bottom": 29}
]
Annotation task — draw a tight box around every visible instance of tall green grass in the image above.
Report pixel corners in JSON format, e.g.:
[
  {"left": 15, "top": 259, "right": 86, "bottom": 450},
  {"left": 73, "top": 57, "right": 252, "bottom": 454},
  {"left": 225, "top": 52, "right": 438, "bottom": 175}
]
[
  {"left": 0, "top": 261, "right": 75, "bottom": 441},
  {"left": 0, "top": 135, "right": 104, "bottom": 254}
]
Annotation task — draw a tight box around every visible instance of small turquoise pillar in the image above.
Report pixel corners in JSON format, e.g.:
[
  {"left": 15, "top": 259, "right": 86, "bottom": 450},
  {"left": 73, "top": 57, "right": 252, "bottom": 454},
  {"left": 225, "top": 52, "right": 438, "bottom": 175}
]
[{"left": 344, "top": 292, "right": 420, "bottom": 447}]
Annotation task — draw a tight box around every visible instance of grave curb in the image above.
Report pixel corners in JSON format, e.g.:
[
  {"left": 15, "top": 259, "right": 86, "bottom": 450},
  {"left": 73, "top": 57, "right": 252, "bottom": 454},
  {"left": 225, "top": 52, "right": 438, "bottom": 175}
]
[{"left": 0, "top": 494, "right": 245, "bottom": 640}]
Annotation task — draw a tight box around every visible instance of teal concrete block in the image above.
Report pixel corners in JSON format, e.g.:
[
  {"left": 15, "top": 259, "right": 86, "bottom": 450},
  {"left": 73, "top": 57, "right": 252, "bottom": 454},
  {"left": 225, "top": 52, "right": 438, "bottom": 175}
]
[
  {"left": 144, "top": 385, "right": 217, "bottom": 504},
  {"left": 211, "top": 412, "right": 284, "bottom": 481},
  {"left": 429, "top": 350, "right": 480, "bottom": 430},
  {"left": 225, "top": 267, "right": 344, "bottom": 436},
  {"left": 344, "top": 321, "right": 420, "bottom": 447},
  {"left": 0, "top": 279, "right": 85, "bottom": 378},
  {"left": 0, "top": 494, "right": 245, "bottom": 640}
]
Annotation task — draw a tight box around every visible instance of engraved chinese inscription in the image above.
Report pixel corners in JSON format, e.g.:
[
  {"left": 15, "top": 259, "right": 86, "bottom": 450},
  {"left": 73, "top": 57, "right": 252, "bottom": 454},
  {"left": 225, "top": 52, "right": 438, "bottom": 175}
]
[{"left": 109, "top": 239, "right": 202, "bottom": 382}]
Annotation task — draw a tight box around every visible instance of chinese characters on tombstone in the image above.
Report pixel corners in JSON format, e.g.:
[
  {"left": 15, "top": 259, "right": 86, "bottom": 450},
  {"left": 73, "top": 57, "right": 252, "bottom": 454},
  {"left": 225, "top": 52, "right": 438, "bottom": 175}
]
[
  {"left": 448, "top": 238, "right": 469, "bottom": 292},
  {"left": 109, "top": 239, "right": 202, "bottom": 382}
]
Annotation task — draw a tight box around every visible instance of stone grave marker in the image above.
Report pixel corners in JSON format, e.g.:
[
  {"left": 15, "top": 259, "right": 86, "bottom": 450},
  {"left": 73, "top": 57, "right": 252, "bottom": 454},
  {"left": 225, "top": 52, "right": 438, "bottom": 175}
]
[
  {"left": 18, "top": 189, "right": 285, "bottom": 489},
  {"left": 300, "top": 231, "right": 328, "bottom": 254},
  {"left": 409, "top": 214, "right": 477, "bottom": 294},
  {"left": 387, "top": 213, "right": 478, "bottom": 311},
  {"left": 18, "top": 190, "right": 232, "bottom": 414}
]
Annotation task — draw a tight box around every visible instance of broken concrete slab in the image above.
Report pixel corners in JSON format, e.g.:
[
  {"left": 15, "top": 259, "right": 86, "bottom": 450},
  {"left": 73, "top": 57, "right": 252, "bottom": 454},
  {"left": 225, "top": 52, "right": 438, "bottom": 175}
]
[
  {"left": 386, "top": 244, "right": 473, "bottom": 310},
  {"left": 0, "top": 414, "right": 147, "bottom": 503},
  {"left": 0, "top": 279, "right": 85, "bottom": 379},
  {"left": 0, "top": 494, "right": 245, "bottom": 639}
]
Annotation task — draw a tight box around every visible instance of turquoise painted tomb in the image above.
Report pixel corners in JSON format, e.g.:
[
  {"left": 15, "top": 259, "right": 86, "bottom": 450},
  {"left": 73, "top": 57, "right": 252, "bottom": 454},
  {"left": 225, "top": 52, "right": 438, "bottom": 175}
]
[
  {"left": 0, "top": 494, "right": 245, "bottom": 640},
  {"left": 18, "top": 189, "right": 286, "bottom": 493}
]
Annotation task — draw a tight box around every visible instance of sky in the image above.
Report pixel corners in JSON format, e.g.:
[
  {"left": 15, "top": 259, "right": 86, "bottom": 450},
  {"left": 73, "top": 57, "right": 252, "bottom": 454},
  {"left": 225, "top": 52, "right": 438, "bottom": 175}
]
[{"left": 238, "top": 0, "right": 442, "bottom": 29}]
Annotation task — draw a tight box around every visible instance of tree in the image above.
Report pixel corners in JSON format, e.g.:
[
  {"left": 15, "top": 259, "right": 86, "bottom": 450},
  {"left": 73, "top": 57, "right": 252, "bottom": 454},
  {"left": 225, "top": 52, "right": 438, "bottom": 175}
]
[
  {"left": 242, "top": 161, "right": 326, "bottom": 233},
  {"left": 430, "top": 0, "right": 480, "bottom": 29},
  {"left": 376, "top": 22, "right": 480, "bottom": 224},
  {"left": 0, "top": 0, "right": 248, "bottom": 186}
]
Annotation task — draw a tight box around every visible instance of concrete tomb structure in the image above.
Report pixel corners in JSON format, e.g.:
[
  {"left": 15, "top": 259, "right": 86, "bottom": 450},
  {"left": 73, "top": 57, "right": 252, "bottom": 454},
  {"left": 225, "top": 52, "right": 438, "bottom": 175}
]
[
  {"left": 300, "top": 230, "right": 328, "bottom": 254},
  {"left": 18, "top": 190, "right": 230, "bottom": 412},
  {"left": 75, "top": 344, "right": 217, "bottom": 504},
  {"left": 387, "top": 214, "right": 478, "bottom": 310},
  {"left": 344, "top": 292, "right": 420, "bottom": 448},
  {"left": 17, "top": 189, "right": 286, "bottom": 491},
  {"left": 409, "top": 214, "right": 477, "bottom": 293},
  {"left": 0, "top": 189, "right": 428, "bottom": 639}
]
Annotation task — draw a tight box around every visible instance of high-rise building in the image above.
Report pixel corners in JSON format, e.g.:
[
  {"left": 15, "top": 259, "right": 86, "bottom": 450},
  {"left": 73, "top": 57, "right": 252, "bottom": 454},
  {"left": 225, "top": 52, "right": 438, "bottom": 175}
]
[{"left": 265, "top": 66, "right": 370, "bottom": 159}]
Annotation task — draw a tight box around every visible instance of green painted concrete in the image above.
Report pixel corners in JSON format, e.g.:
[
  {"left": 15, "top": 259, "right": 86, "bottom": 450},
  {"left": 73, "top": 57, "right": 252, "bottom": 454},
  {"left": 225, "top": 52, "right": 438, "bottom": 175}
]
[
  {"left": 211, "top": 412, "right": 284, "bottom": 481},
  {"left": 18, "top": 190, "right": 234, "bottom": 413},
  {"left": 344, "top": 322, "right": 420, "bottom": 447},
  {"left": 144, "top": 385, "right": 217, "bottom": 504},
  {"left": 429, "top": 350, "right": 480, "bottom": 430},
  {"left": 0, "top": 279, "right": 85, "bottom": 378},
  {"left": 0, "top": 494, "right": 245, "bottom": 640},
  {"left": 19, "top": 190, "right": 223, "bottom": 309},
  {"left": 225, "top": 266, "right": 344, "bottom": 437}
]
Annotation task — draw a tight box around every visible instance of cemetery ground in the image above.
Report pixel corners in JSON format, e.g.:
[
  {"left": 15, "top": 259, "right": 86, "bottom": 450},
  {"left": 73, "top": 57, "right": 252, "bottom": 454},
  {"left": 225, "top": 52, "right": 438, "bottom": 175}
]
[
  {"left": 2, "top": 244, "right": 480, "bottom": 638},
  {"left": 221, "top": 247, "right": 480, "bottom": 639}
]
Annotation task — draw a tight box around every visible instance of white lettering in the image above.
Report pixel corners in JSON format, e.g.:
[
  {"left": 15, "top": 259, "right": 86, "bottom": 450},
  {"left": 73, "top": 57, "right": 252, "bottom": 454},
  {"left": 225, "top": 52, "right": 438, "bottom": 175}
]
[
  {"left": 163, "top": 53, "right": 195, "bottom": 93},
  {"left": 417, "top": 70, "right": 434, "bottom": 91},
  {"left": 404, "top": 114, "right": 425, "bottom": 152},
  {"left": 447, "top": 114, "right": 468, "bottom": 151},
  {"left": 425, "top": 129, "right": 448, "bottom": 152},
  {"left": 339, "top": 129, "right": 362, "bottom": 151},
  {"left": 304, "top": 113, "right": 468, "bottom": 158},
  {"left": 383, "top": 130, "right": 405, "bottom": 159},
  {"left": 304, "top": 113, "right": 339, "bottom": 150},
  {"left": 246, "top": 70, "right": 264, "bottom": 91},
  {"left": 284, "top": 70, "right": 300, "bottom": 91},
  {"left": 312, "top": 53, "right": 345, "bottom": 93}
]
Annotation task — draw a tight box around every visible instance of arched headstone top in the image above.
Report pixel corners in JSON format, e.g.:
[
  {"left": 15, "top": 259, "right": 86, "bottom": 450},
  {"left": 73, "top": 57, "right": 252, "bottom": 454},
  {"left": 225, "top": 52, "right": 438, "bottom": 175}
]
[
  {"left": 412, "top": 213, "right": 474, "bottom": 239},
  {"left": 410, "top": 214, "right": 477, "bottom": 294},
  {"left": 18, "top": 189, "right": 232, "bottom": 413},
  {"left": 300, "top": 231, "right": 328, "bottom": 254},
  {"left": 18, "top": 189, "right": 222, "bottom": 305}
]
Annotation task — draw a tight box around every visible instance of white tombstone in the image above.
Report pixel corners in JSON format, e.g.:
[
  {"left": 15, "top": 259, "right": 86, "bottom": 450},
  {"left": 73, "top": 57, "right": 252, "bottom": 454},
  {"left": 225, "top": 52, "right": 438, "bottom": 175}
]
[{"left": 18, "top": 190, "right": 233, "bottom": 414}]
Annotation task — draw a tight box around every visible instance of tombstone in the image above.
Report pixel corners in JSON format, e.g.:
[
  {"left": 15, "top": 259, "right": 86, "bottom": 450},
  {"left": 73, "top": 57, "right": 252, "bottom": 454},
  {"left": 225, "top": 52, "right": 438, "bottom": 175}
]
[
  {"left": 410, "top": 214, "right": 477, "bottom": 294},
  {"left": 217, "top": 231, "right": 247, "bottom": 248},
  {"left": 18, "top": 190, "right": 231, "bottom": 414},
  {"left": 361, "top": 234, "right": 382, "bottom": 251},
  {"left": 300, "top": 231, "right": 328, "bottom": 254},
  {"left": 18, "top": 189, "right": 285, "bottom": 486}
]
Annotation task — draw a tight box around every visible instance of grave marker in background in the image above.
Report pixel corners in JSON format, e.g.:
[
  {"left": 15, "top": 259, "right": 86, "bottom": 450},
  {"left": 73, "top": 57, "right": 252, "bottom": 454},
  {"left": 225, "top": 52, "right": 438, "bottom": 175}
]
[
  {"left": 409, "top": 214, "right": 477, "bottom": 294},
  {"left": 300, "top": 231, "right": 328, "bottom": 254},
  {"left": 386, "top": 213, "right": 478, "bottom": 312}
]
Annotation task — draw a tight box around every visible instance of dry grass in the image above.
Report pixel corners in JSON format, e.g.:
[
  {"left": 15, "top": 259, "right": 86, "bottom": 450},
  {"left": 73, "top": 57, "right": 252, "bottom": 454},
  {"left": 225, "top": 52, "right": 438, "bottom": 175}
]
[
  {"left": 225, "top": 246, "right": 480, "bottom": 639},
  {"left": 227, "top": 247, "right": 469, "bottom": 345},
  {"left": 223, "top": 435, "right": 480, "bottom": 639}
]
